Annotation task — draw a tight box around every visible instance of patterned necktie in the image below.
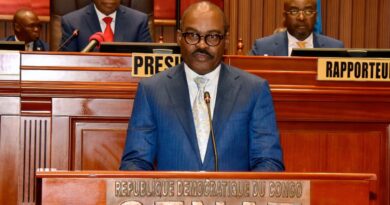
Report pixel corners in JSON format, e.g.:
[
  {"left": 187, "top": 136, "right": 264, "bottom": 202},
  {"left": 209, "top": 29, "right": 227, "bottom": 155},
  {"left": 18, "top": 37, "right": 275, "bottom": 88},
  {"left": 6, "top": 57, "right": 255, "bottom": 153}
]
[
  {"left": 192, "top": 76, "right": 210, "bottom": 162},
  {"left": 296, "top": 41, "right": 307, "bottom": 48},
  {"left": 103, "top": 17, "right": 114, "bottom": 42}
]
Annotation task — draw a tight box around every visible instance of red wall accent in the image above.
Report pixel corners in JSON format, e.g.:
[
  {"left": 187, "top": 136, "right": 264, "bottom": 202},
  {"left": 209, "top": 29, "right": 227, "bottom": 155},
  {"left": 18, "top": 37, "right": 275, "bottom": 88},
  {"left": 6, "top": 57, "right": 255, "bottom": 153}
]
[{"left": 0, "top": 0, "right": 49, "bottom": 16}]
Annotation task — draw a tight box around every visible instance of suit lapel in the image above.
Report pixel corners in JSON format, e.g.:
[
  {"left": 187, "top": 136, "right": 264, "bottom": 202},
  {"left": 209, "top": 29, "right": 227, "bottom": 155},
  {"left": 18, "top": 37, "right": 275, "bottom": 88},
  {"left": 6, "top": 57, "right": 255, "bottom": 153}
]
[
  {"left": 280, "top": 32, "right": 289, "bottom": 56},
  {"left": 273, "top": 32, "right": 289, "bottom": 56},
  {"left": 85, "top": 4, "right": 102, "bottom": 34},
  {"left": 313, "top": 33, "right": 323, "bottom": 48},
  {"left": 203, "top": 64, "right": 242, "bottom": 169},
  {"left": 114, "top": 6, "right": 125, "bottom": 41},
  {"left": 165, "top": 64, "right": 203, "bottom": 164}
]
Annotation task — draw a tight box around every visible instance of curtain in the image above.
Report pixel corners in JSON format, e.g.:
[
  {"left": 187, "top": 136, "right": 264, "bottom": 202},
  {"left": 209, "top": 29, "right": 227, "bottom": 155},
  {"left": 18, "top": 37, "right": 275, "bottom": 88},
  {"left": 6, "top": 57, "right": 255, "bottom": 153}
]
[{"left": 314, "top": 0, "right": 322, "bottom": 34}]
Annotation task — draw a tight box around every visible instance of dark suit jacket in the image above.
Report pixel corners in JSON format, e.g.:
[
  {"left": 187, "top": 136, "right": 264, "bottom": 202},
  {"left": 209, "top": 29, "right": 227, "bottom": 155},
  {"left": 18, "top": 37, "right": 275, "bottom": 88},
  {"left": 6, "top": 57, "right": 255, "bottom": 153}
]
[
  {"left": 60, "top": 3, "right": 152, "bottom": 51},
  {"left": 4, "top": 35, "right": 49, "bottom": 51},
  {"left": 249, "top": 31, "right": 344, "bottom": 56},
  {"left": 120, "top": 63, "right": 284, "bottom": 171}
]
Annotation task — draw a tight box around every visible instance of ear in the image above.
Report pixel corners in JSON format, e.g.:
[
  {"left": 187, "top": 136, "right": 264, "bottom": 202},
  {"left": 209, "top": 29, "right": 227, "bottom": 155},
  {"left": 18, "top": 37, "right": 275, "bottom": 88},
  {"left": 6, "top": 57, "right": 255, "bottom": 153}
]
[
  {"left": 14, "top": 23, "right": 22, "bottom": 32},
  {"left": 282, "top": 11, "right": 287, "bottom": 21}
]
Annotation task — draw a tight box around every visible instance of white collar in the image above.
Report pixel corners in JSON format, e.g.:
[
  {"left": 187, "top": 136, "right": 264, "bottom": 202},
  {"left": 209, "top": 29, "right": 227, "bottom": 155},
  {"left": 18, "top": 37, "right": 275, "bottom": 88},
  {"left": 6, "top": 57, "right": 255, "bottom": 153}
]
[
  {"left": 94, "top": 4, "right": 117, "bottom": 21},
  {"left": 184, "top": 63, "right": 221, "bottom": 82},
  {"left": 287, "top": 31, "right": 314, "bottom": 47}
]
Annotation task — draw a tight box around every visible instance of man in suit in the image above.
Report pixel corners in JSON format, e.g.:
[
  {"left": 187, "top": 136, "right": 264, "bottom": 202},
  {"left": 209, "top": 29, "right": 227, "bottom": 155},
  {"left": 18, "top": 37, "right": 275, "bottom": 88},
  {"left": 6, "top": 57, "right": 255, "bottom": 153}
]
[
  {"left": 60, "top": 0, "right": 152, "bottom": 51},
  {"left": 4, "top": 8, "right": 49, "bottom": 51},
  {"left": 249, "top": 0, "right": 344, "bottom": 56},
  {"left": 120, "top": 1, "right": 284, "bottom": 171}
]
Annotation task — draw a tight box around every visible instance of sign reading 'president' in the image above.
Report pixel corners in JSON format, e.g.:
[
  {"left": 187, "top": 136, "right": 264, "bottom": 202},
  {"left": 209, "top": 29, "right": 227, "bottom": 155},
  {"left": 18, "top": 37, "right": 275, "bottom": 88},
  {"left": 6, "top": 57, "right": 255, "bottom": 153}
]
[{"left": 132, "top": 53, "right": 182, "bottom": 77}]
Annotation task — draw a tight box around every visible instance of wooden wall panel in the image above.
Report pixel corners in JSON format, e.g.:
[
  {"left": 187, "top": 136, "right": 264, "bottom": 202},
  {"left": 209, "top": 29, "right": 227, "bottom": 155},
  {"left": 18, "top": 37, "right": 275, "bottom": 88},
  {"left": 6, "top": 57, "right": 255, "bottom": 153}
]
[
  {"left": 339, "top": 0, "right": 352, "bottom": 47},
  {"left": 238, "top": 0, "right": 250, "bottom": 54},
  {"left": 0, "top": 21, "right": 12, "bottom": 38},
  {"left": 72, "top": 120, "right": 128, "bottom": 170},
  {"left": 250, "top": 0, "right": 263, "bottom": 49},
  {"left": 364, "top": 0, "right": 379, "bottom": 48},
  {"left": 19, "top": 117, "right": 51, "bottom": 204},
  {"left": 324, "top": 0, "right": 341, "bottom": 40},
  {"left": 280, "top": 122, "right": 384, "bottom": 204},
  {"left": 280, "top": 130, "right": 324, "bottom": 172},
  {"left": 227, "top": 0, "right": 238, "bottom": 55},
  {"left": 351, "top": 0, "right": 366, "bottom": 48},
  {"left": 263, "top": 0, "right": 278, "bottom": 35},
  {"left": 51, "top": 117, "right": 70, "bottom": 171},
  {"left": 0, "top": 116, "right": 19, "bottom": 205},
  {"left": 0, "top": 52, "right": 20, "bottom": 204},
  {"left": 51, "top": 98, "right": 132, "bottom": 171},
  {"left": 378, "top": 0, "right": 390, "bottom": 49}
]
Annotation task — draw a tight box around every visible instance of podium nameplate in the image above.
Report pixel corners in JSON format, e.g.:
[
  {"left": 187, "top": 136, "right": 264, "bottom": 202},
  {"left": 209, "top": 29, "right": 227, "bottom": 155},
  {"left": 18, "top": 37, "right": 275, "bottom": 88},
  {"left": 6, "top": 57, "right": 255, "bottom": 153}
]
[{"left": 107, "top": 178, "right": 310, "bottom": 205}]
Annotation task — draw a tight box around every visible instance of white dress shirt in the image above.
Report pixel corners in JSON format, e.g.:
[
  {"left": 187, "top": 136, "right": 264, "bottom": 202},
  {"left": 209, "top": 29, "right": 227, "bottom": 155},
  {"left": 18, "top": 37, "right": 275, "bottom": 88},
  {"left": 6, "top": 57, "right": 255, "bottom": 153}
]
[
  {"left": 287, "top": 31, "right": 314, "bottom": 56},
  {"left": 94, "top": 5, "right": 117, "bottom": 33}
]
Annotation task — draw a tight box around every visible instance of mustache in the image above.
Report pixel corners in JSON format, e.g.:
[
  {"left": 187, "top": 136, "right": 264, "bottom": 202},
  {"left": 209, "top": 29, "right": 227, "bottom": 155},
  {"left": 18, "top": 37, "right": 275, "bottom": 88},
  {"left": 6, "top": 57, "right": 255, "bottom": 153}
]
[{"left": 192, "top": 49, "right": 213, "bottom": 57}]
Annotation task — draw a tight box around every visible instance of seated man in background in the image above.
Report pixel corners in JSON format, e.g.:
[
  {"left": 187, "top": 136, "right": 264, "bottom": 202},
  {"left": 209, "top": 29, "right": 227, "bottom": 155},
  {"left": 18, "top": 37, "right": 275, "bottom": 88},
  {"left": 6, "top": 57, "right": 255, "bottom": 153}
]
[
  {"left": 120, "top": 1, "right": 284, "bottom": 172},
  {"left": 249, "top": 0, "right": 344, "bottom": 56},
  {"left": 4, "top": 8, "right": 49, "bottom": 51},
  {"left": 60, "top": 0, "right": 152, "bottom": 51}
]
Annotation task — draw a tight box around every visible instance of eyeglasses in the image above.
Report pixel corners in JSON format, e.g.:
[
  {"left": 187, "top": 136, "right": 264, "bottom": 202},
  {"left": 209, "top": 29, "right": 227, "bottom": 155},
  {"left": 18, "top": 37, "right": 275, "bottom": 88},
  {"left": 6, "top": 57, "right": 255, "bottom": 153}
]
[
  {"left": 285, "top": 9, "right": 317, "bottom": 17},
  {"left": 181, "top": 32, "right": 225, "bottom": 46},
  {"left": 17, "top": 22, "right": 42, "bottom": 30}
]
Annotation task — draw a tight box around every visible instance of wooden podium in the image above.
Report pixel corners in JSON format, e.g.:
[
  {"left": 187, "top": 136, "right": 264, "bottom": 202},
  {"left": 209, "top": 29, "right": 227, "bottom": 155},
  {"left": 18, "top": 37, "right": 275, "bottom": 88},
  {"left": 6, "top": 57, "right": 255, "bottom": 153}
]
[
  {"left": 0, "top": 52, "right": 389, "bottom": 205},
  {"left": 36, "top": 171, "right": 376, "bottom": 205}
]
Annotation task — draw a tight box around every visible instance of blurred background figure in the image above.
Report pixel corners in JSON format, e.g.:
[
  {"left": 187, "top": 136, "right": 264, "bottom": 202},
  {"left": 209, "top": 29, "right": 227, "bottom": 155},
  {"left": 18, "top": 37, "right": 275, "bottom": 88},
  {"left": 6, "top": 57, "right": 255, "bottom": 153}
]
[
  {"left": 249, "top": 0, "right": 343, "bottom": 56},
  {"left": 60, "top": 0, "right": 152, "bottom": 51},
  {"left": 3, "top": 8, "right": 49, "bottom": 51}
]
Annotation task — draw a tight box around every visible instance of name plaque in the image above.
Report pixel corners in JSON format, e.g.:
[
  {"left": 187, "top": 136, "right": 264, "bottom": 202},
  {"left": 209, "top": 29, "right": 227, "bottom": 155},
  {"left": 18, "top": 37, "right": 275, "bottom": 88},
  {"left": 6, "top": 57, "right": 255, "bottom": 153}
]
[
  {"left": 317, "top": 57, "right": 390, "bottom": 82},
  {"left": 107, "top": 178, "right": 310, "bottom": 205},
  {"left": 132, "top": 53, "right": 182, "bottom": 77}
]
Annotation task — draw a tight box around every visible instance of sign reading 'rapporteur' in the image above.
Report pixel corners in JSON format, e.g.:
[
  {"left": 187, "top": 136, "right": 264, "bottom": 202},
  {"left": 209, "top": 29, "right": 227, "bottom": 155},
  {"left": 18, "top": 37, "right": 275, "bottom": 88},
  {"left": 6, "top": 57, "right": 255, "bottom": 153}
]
[{"left": 107, "top": 178, "right": 310, "bottom": 205}]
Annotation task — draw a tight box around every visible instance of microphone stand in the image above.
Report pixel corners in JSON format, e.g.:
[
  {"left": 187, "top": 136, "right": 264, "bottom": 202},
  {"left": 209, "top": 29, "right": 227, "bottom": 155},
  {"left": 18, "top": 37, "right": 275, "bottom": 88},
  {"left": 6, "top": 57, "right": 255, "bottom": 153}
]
[
  {"left": 204, "top": 91, "right": 218, "bottom": 171},
  {"left": 57, "top": 29, "right": 79, "bottom": 51}
]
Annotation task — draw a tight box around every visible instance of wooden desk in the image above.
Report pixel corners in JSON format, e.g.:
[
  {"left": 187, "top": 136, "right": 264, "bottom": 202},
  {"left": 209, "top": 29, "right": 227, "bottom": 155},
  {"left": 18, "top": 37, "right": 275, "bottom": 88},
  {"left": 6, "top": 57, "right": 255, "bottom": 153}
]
[
  {"left": 0, "top": 52, "right": 388, "bottom": 204},
  {"left": 36, "top": 171, "right": 376, "bottom": 205}
]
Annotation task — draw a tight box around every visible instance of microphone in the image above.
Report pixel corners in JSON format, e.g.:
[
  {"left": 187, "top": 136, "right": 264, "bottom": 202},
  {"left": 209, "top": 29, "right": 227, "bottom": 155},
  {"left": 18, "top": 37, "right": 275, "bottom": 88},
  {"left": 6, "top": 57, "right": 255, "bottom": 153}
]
[
  {"left": 57, "top": 29, "right": 79, "bottom": 51},
  {"left": 81, "top": 32, "right": 104, "bottom": 53},
  {"left": 204, "top": 91, "right": 218, "bottom": 171}
]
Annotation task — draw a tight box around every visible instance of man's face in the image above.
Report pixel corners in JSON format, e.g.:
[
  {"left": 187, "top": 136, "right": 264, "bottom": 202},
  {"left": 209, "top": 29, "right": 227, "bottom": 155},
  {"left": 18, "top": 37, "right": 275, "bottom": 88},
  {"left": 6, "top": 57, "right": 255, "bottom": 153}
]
[
  {"left": 177, "top": 7, "right": 226, "bottom": 75},
  {"left": 15, "top": 12, "right": 41, "bottom": 43},
  {"left": 94, "top": 0, "right": 120, "bottom": 15},
  {"left": 284, "top": 0, "right": 317, "bottom": 41}
]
